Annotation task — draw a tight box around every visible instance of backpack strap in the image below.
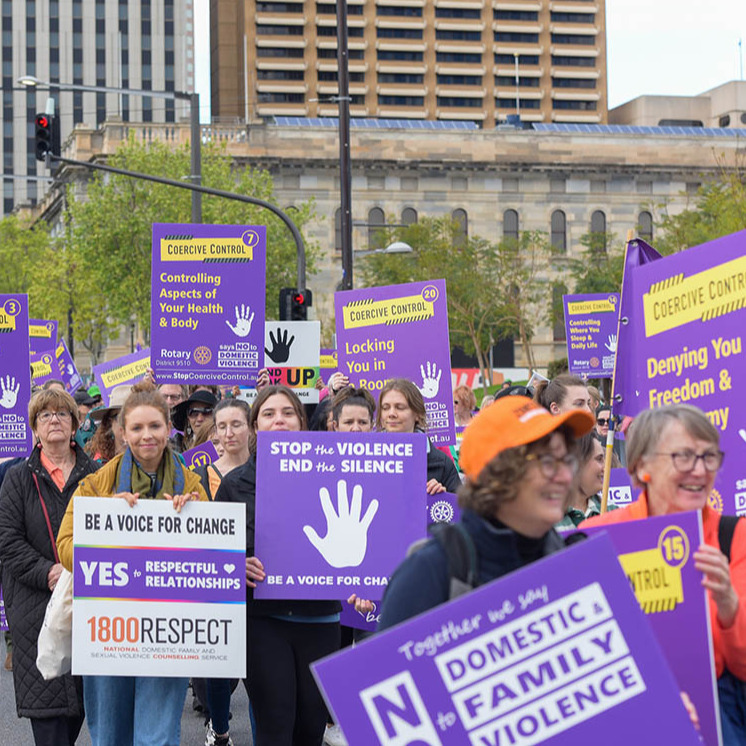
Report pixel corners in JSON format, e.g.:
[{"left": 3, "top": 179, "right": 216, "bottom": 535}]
[
  {"left": 718, "top": 515, "right": 741, "bottom": 562},
  {"left": 430, "top": 523, "right": 478, "bottom": 599}
]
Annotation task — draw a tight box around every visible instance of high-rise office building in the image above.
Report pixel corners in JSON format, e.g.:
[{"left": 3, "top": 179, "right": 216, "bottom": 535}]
[
  {"left": 2, "top": 0, "right": 195, "bottom": 215},
  {"left": 210, "top": 0, "right": 606, "bottom": 127}
]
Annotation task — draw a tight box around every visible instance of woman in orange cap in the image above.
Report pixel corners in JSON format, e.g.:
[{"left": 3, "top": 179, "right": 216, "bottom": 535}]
[{"left": 379, "top": 395, "right": 594, "bottom": 629}]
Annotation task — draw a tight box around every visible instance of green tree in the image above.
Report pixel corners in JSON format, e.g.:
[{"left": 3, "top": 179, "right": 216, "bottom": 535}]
[
  {"left": 61, "top": 135, "right": 320, "bottom": 349},
  {"left": 360, "top": 218, "right": 550, "bottom": 390},
  {"left": 0, "top": 214, "right": 53, "bottom": 296}
]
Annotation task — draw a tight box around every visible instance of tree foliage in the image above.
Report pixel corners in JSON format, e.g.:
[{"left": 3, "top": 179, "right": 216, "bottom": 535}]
[
  {"left": 47, "top": 135, "right": 319, "bottom": 359},
  {"left": 359, "top": 217, "right": 550, "bottom": 389}
]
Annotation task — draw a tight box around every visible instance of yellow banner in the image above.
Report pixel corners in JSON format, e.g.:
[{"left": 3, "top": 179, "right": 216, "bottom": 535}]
[
  {"left": 159, "top": 233, "right": 258, "bottom": 262},
  {"left": 618, "top": 547, "right": 684, "bottom": 613},
  {"left": 30, "top": 323, "right": 53, "bottom": 338},
  {"left": 99, "top": 357, "right": 151, "bottom": 388},
  {"left": 342, "top": 295, "right": 434, "bottom": 330},
  {"left": 643, "top": 255, "right": 746, "bottom": 337},
  {"left": 567, "top": 298, "right": 617, "bottom": 315},
  {"left": 0, "top": 298, "right": 21, "bottom": 332},
  {"left": 31, "top": 354, "right": 53, "bottom": 379},
  {"left": 320, "top": 352, "right": 338, "bottom": 369}
]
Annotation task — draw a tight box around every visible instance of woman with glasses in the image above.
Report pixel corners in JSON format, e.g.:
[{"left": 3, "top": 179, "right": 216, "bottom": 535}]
[
  {"left": 170, "top": 390, "right": 218, "bottom": 453},
  {"left": 595, "top": 405, "right": 612, "bottom": 438},
  {"left": 0, "top": 389, "right": 96, "bottom": 745},
  {"left": 582, "top": 404, "right": 746, "bottom": 744},
  {"left": 379, "top": 395, "right": 593, "bottom": 629}
]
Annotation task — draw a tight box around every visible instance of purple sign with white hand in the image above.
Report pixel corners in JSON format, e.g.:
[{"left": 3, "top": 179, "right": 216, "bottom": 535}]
[
  {"left": 563, "top": 293, "right": 619, "bottom": 378},
  {"left": 613, "top": 229, "right": 746, "bottom": 514},
  {"left": 335, "top": 280, "right": 456, "bottom": 446},
  {"left": 150, "top": 223, "right": 266, "bottom": 386},
  {"left": 580, "top": 511, "right": 720, "bottom": 746},
  {"left": 92, "top": 348, "right": 151, "bottom": 406},
  {"left": 29, "top": 318, "right": 58, "bottom": 356},
  {"left": 0, "top": 295, "right": 32, "bottom": 457},
  {"left": 254, "top": 431, "right": 427, "bottom": 600},
  {"left": 313, "top": 535, "right": 701, "bottom": 746}
]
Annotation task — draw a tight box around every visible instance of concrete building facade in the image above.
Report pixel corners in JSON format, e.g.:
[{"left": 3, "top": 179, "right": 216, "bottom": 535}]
[
  {"left": 3, "top": 0, "right": 195, "bottom": 215},
  {"left": 35, "top": 116, "right": 743, "bottom": 370},
  {"left": 210, "top": 0, "right": 608, "bottom": 127}
]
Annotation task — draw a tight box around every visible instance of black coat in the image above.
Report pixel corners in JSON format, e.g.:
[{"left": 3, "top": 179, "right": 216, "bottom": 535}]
[
  {"left": 426, "top": 443, "right": 462, "bottom": 493},
  {"left": 0, "top": 444, "right": 96, "bottom": 718}
]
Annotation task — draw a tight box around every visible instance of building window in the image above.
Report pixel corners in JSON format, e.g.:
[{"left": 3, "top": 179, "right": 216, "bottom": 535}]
[
  {"left": 638, "top": 211, "right": 653, "bottom": 242},
  {"left": 452, "top": 209, "right": 468, "bottom": 247},
  {"left": 436, "top": 52, "right": 482, "bottom": 64},
  {"left": 496, "top": 98, "right": 541, "bottom": 109},
  {"left": 438, "top": 74, "right": 482, "bottom": 86},
  {"left": 257, "top": 92, "right": 305, "bottom": 104},
  {"left": 552, "top": 77, "right": 596, "bottom": 89},
  {"left": 550, "top": 12, "right": 595, "bottom": 23},
  {"left": 377, "top": 50, "right": 423, "bottom": 62},
  {"left": 259, "top": 69, "right": 305, "bottom": 80},
  {"left": 503, "top": 209, "right": 519, "bottom": 241},
  {"left": 368, "top": 207, "right": 385, "bottom": 249},
  {"left": 495, "top": 54, "right": 539, "bottom": 65},
  {"left": 494, "top": 32, "right": 539, "bottom": 43},
  {"left": 719, "top": 115, "right": 730, "bottom": 127},
  {"left": 378, "top": 73, "right": 424, "bottom": 84},
  {"left": 590, "top": 210, "right": 606, "bottom": 250},
  {"left": 377, "top": 5, "right": 422, "bottom": 15},
  {"left": 657, "top": 118, "right": 703, "bottom": 127},
  {"left": 437, "top": 97, "right": 483, "bottom": 108},
  {"left": 378, "top": 95, "right": 424, "bottom": 107},
  {"left": 550, "top": 33, "right": 596, "bottom": 45},
  {"left": 437, "top": 29, "right": 482, "bottom": 42},
  {"left": 378, "top": 27, "right": 423, "bottom": 39},
  {"left": 551, "top": 210, "right": 567, "bottom": 252},
  {"left": 551, "top": 55, "right": 596, "bottom": 67},
  {"left": 402, "top": 207, "right": 417, "bottom": 226},
  {"left": 552, "top": 100, "right": 597, "bottom": 111},
  {"left": 258, "top": 24, "right": 304, "bottom": 35},
  {"left": 495, "top": 9, "right": 538, "bottom": 21},
  {"left": 495, "top": 76, "right": 540, "bottom": 87}
]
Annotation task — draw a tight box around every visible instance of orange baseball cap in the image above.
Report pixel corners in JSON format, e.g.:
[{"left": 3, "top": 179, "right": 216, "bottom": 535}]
[{"left": 459, "top": 395, "right": 595, "bottom": 480}]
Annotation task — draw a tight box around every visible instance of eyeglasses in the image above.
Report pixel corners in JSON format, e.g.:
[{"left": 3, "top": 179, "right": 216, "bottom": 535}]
[
  {"left": 188, "top": 407, "right": 213, "bottom": 418},
  {"left": 525, "top": 452, "right": 578, "bottom": 479},
  {"left": 596, "top": 417, "right": 610, "bottom": 426},
  {"left": 654, "top": 450, "right": 723, "bottom": 473},
  {"left": 38, "top": 410, "right": 72, "bottom": 423}
]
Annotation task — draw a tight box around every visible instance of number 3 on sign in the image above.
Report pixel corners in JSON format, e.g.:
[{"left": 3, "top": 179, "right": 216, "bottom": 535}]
[{"left": 658, "top": 526, "right": 690, "bottom": 569}]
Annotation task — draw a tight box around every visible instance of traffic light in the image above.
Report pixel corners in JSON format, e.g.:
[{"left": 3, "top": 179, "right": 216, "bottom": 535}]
[
  {"left": 35, "top": 113, "right": 52, "bottom": 162},
  {"left": 279, "top": 287, "right": 313, "bottom": 320}
]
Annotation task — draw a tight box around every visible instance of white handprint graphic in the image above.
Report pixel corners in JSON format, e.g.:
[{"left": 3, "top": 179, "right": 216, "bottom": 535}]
[
  {"left": 605, "top": 334, "right": 617, "bottom": 353},
  {"left": 419, "top": 361, "right": 442, "bottom": 399},
  {"left": 0, "top": 376, "right": 19, "bottom": 409},
  {"left": 66, "top": 364, "right": 74, "bottom": 375},
  {"left": 226, "top": 304, "right": 255, "bottom": 338},
  {"left": 303, "top": 480, "right": 379, "bottom": 568}
]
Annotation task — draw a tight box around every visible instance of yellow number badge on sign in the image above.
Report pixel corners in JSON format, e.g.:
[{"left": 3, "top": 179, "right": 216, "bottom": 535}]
[{"left": 617, "top": 525, "right": 688, "bottom": 613}]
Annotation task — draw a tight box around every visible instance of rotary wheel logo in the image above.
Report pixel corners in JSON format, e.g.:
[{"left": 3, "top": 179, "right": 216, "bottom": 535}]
[
  {"left": 429, "top": 500, "right": 454, "bottom": 524},
  {"left": 707, "top": 489, "right": 723, "bottom": 514},
  {"left": 193, "top": 346, "right": 212, "bottom": 365},
  {"left": 590, "top": 356, "right": 600, "bottom": 368}
]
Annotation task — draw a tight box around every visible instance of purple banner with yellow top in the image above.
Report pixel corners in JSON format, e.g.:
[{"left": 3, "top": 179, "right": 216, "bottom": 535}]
[
  {"left": 335, "top": 280, "right": 456, "bottom": 446},
  {"left": 29, "top": 318, "right": 58, "bottom": 356},
  {"left": 613, "top": 229, "right": 746, "bottom": 515},
  {"left": 92, "top": 348, "right": 151, "bottom": 407},
  {"left": 150, "top": 223, "right": 266, "bottom": 387},
  {"left": 562, "top": 293, "right": 619, "bottom": 378},
  {"left": 580, "top": 511, "right": 720, "bottom": 746},
  {"left": 181, "top": 441, "right": 219, "bottom": 471}
]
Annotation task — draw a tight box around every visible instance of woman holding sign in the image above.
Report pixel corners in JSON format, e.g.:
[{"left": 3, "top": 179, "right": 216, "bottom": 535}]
[
  {"left": 377, "top": 378, "right": 461, "bottom": 494},
  {"left": 217, "top": 385, "right": 341, "bottom": 746},
  {"left": 57, "top": 381, "right": 207, "bottom": 746},
  {"left": 379, "top": 396, "right": 594, "bottom": 629},
  {"left": 582, "top": 404, "right": 746, "bottom": 744},
  {"left": 0, "top": 388, "right": 96, "bottom": 746}
]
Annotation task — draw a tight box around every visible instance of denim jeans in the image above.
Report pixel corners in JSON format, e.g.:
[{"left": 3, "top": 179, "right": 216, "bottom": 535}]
[
  {"left": 718, "top": 671, "right": 746, "bottom": 746},
  {"left": 83, "top": 675, "right": 188, "bottom": 746}
]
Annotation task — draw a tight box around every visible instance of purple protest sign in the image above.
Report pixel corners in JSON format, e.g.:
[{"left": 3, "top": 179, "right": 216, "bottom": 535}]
[
  {"left": 254, "top": 432, "right": 427, "bottom": 601},
  {"left": 313, "top": 535, "right": 700, "bottom": 746},
  {"left": 335, "top": 280, "right": 456, "bottom": 446},
  {"left": 72, "top": 496, "right": 246, "bottom": 677},
  {"left": 0, "top": 295, "right": 32, "bottom": 457},
  {"left": 182, "top": 441, "right": 219, "bottom": 471},
  {"left": 30, "top": 349, "right": 57, "bottom": 386},
  {"left": 340, "top": 600, "right": 381, "bottom": 633},
  {"left": 580, "top": 512, "right": 720, "bottom": 746},
  {"left": 150, "top": 223, "right": 266, "bottom": 386},
  {"left": 607, "top": 468, "right": 641, "bottom": 508},
  {"left": 563, "top": 293, "right": 619, "bottom": 378},
  {"left": 92, "top": 348, "right": 151, "bottom": 407},
  {"left": 29, "top": 318, "right": 58, "bottom": 356},
  {"left": 428, "top": 491, "right": 460, "bottom": 525},
  {"left": 54, "top": 339, "right": 82, "bottom": 394},
  {"left": 612, "top": 229, "right": 746, "bottom": 514}
]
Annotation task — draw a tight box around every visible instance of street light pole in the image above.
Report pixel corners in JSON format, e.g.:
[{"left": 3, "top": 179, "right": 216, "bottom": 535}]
[{"left": 18, "top": 76, "right": 202, "bottom": 222}]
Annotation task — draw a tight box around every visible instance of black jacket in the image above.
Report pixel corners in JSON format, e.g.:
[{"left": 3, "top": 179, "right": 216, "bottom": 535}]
[
  {"left": 217, "top": 454, "right": 341, "bottom": 618},
  {"left": 0, "top": 444, "right": 96, "bottom": 718},
  {"left": 379, "top": 508, "right": 566, "bottom": 631},
  {"left": 426, "top": 442, "right": 461, "bottom": 493}
]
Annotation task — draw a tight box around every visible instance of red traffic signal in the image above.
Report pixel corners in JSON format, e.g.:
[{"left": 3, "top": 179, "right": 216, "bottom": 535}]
[
  {"left": 35, "top": 112, "right": 53, "bottom": 162},
  {"left": 279, "top": 287, "right": 313, "bottom": 320}
]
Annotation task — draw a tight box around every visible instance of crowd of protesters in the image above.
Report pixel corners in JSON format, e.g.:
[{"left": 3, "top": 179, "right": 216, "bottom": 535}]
[{"left": 0, "top": 365, "right": 743, "bottom": 746}]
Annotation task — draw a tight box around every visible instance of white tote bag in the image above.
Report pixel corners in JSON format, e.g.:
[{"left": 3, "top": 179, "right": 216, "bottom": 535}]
[{"left": 36, "top": 568, "right": 73, "bottom": 680}]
